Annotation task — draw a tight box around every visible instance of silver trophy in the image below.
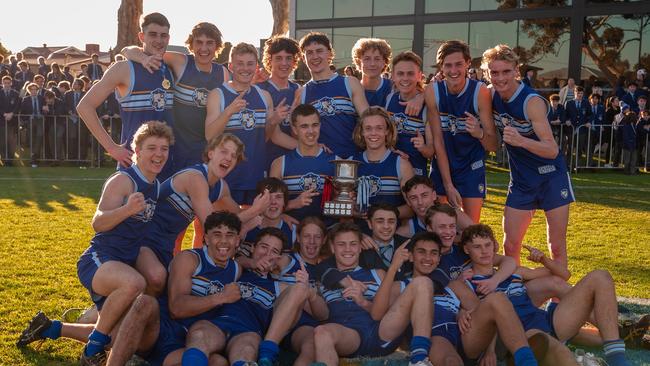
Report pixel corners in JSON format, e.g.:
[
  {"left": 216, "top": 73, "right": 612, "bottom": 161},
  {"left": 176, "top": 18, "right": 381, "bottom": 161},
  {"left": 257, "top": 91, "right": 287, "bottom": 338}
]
[{"left": 323, "top": 159, "right": 360, "bottom": 217}]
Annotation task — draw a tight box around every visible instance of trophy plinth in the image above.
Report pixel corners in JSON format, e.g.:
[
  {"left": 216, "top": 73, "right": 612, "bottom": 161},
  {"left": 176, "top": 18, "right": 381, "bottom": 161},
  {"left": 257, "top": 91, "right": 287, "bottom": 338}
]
[{"left": 323, "top": 159, "right": 360, "bottom": 217}]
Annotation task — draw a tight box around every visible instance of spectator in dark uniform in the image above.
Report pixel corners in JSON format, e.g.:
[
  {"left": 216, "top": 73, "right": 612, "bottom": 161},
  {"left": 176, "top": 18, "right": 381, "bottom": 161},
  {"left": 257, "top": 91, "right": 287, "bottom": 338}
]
[
  {"left": 33, "top": 74, "right": 47, "bottom": 98},
  {"left": 37, "top": 56, "right": 50, "bottom": 77},
  {"left": 565, "top": 86, "right": 591, "bottom": 166},
  {"left": 19, "top": 83, "right": 46, "bottom": 167},
  {"left": 605, "top": 96, "right": 621, "bottom": 167},
  {"left": 64, "top": 78, "right": 88, "bottom": 161},
  {"left": 87, "top": 54, "right": 104, "bottom": 81},
  {"left": 0, "top": 55, "right": 7, "bottom": 78},
  {"left": 547, "top": 94, "right": 567, "bottom": 153},
  {"left": 43, "top": 90, "right": 66, "bottom": 162},
  {"left": 7, "top": 55, "right": 19, "bottom": 78},
  {"left": 622, "top": 81, "right": 641, "bottom": 113},
  {"left": 621, "top": 111, "right": 638, "bottom": 174},
  {"left": 588, "top": 93, "right": 606, "bottom": 163},
  {"left": 77, "top": 63, "right": 88, "bottom": 79},
  {"left": 47, "top": 63, "right": 65, "bottom": 84},
  {"left": 14, "top": 61, "right": 34, "bottom": 91},
  {"left": 62, "top": 65, "right": 74, "bottom": 83},
  {"left": 0, "top": 76, "right": 20, "bottom": 165}
]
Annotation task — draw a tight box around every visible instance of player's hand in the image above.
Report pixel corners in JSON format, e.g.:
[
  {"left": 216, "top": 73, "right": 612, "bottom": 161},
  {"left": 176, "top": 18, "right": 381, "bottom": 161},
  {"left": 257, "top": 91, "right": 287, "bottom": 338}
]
[
  {"left": 400, "top": 93, "right": 424, "bottom": 116},
  {"left": 444, "top": 183, "right": 463, "bottom": 209},
  {"left": 281, "top": 213, "right": 299, "bottom": 227},
  {"left": 410, "top": 130, "right": 426, "bottom": 154},
  {"left": 457, "top": 308, "right": 473, "bottom": 334},
  {"left": 461, "top": 268, "right": 474, "bottom": 281},
  {"left": 125, "top": 192, "right": 146, "bottom": 215},
  {"left": 502, "top": 126, "right": 525, "bottom": 147},
  {"left": 344, "top": 275, "right": 368, "bottom": 293},
  {"left": 250, "top": 189, "right": 271, "bottom": 215},
  {"left": 361, "top": 234, "right": 379, "bottom": 251},
  {"left": 255, "top": 253, "right": 281, "bottom": 273},
  {"left": 391, "top": 148, "right": 410, "bottom": 161},
  {"left": 464, "top": 112, "right": 483, "bottom": 139},
  {"left": 342, "top": 280, "right": 366, "bottom": 305},
  {"left": 225, "top": 91, "right": 248, "bottom": 115},
  {"left": 142, "top": 53, "right": 163, "bottom": 73},
  {"left": 219, "top": 282, "right": 241, "bottom": 304},
  {"left": 108, "top": 143, "right": 133, "bottom": 168},
  {"left": 42, "top": 105, "right": 49, "bottom": 114},
  {"left": 269, "top": 98, "right": 290, "bottom": 126},
  {"left": 390, "top": 239, "right": 411, "bottom": 272},
  {"left": 523, "top": 244, "right": 545, "bottom": 263},
  {"left": 295, "top": 260, "right": 310, "bottom": 285},
  {"left": 318, "top": 143, "right": 333, "bottom": 154},
  {"left": 252, "top": 66, "right": 270, "bottom": 84},
  {"left": 295, "top": 188, "right": 320, "bottom": 208},
  {"left": 479, "top": 350, "right": 497, "bottom": 366},
  {"left": 472, "top": 276, "right": 498, "bottom": 295}
]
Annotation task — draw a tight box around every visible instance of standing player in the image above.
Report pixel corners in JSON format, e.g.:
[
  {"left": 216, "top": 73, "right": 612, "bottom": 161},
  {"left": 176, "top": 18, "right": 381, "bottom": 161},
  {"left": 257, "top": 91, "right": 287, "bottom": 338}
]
[
  {"left": 482, "top": 44, "right": 574, "bottom": 269},
  {"left": 17, "top": 122, "right": 174, "bottom": 364},
  {"left": 351, "top": 38, "right": 393, "bottom": 107},
  {"left": 424, "top": 40, "right": 498, "bottom": 223},
  {"left": 78, "top": 13, "right": 175, "bottom": 180},
  {"left": 205, "top": 42, "right": 296, "bottom": 205},
  {"left": 257, "top": 36, "right": 301, "bottom": 165},
  {"left": 269, "top": 104, "right": 337, "bottom": 221},
  {"left": 297, "top": 32, "right": 369, "bottom": 158},
  {"left": 385, "top": 51, "right": 434, "bottom": 176}
]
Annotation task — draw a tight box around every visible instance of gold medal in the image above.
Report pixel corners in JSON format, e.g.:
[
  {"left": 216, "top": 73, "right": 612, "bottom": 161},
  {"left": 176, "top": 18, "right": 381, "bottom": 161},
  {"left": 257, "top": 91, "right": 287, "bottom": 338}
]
[{"left": 162, "top": 78, "right": 171, "bottom": 89}]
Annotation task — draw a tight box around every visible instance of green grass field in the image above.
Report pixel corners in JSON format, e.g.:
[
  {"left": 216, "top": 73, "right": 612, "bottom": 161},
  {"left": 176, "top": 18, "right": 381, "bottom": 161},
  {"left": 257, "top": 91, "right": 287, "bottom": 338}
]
[{"left": 0, "top": 166, "right": 649, "bottom": 365}]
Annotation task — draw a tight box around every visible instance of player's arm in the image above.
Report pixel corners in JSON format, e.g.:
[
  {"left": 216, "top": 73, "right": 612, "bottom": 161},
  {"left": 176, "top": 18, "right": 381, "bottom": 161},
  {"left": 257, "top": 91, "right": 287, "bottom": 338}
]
[
  {"left": 205, "top": 88, "right": 247, "bottom": 140},
  {"left": 77, "top": 61, "right": 132, "bottom": 167},
  {"left": 516, "top": 245, "right": 570, "bottom": 280},
  {"left": 420, "top": 120, "right": 436, "bottom": 159},
  {"left": 120, "top": 46, "right": 186, "bottom": 76},
  {"left": 476, "top": 85, "right": 498, "bottom": 152},
  {"left": 448, "top": 278, "right": 480, "bottom": 311},
  {"left": 348, "top": 76, "right": 369, "bottom": 115},
  {"left": 263, "top": 90, "right": 297, "bottom": 149},
  {"left": 212, "top": 180, "right": 242, "bottom": 213},
  {"left": 179, "top": 171, "right": 213, "bottom": 224},
  {"left": 503, "top": 96, "right": 559, "bottom": 159},
  {"left": 168, "top": 251, "right": 241, "bottom": 319},
  {"left": 471, "top": 254, "right": 517, "bottom": 295},
  {"left": 396, "top": 219, "right": 412, "bottom": 238},
  {"left": 424, "top": 85, "right": 461, "bottom": 207},
  {"left": 91, "top": 173, "right": 138, "bottom": 232},
  {"left": 370, "top": 240, "right": 410, "bottom": 320},
  {"left": 294, "top": 261, "right": 329, "bottom": 321}
]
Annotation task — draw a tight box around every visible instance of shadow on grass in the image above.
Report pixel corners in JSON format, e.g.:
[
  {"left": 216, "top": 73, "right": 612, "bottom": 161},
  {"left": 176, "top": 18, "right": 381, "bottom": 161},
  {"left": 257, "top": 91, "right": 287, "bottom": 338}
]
[{"left": 17, "top": 346, "right": 77, "bottom": 365}]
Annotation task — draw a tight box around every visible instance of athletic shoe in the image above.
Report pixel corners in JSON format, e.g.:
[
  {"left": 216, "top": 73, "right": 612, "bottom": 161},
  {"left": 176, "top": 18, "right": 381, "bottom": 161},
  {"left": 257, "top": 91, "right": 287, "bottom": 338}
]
[
  {"left": 79, "top": 347, "right": 107, "bottom": 366},
  {"left": 409, "top": 359, "right": 434, "bottom": 366},
  {"left": 16, "top": 311, "right": 51, "bottom": 348},
  {"left": 575, "top": 349, "right": 607, "bottom": 366},
  {"left": 620, "top": 314, "right": 650, "bottom": 348},
  {"left": 505, "top": 332, "right": 549, "bottom": 366}
]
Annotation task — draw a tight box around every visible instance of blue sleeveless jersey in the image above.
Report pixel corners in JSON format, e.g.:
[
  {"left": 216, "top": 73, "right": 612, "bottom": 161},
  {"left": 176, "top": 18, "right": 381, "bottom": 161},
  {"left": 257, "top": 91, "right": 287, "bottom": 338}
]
[
  {"left": 117, "top": 61, "right": 174, "bottom": 147},
  {"left": 90, "top": 165, "right": 159, "bottom": 262},
  {"left": 280, "top": 148, "right": 337, "bottom": 219},
  {"left": 216, "top": 270, "right": 282, "bottom": 332},
  {"left": 145, "top": 164, "right": 223, "bottom": 261},
  {"left": 433, "top": 79, "right": 486, "bottom": 177},
  {"left": 406, "top": 217, "right": 428, "bottom": 237},
  {"left": 471, "top": 273, "right": 539, "bottom": 321},
  {"left": 301, "top": 74, "right": 360, "bottom": 158},
  {"left": 431, "top": 244, "right": 471, "bottom": 287},
  {"left": 173, "top": 56, "right": 228, "bottom": 167},
  {"left": 243, "top": 220, "right": 296, "bottom": 253},
  {"left": 385, "top": 91, "right": 429, "bottom": 175},
  {"left": 492, "top": 83, "right": 567, "bottom": 189},
  {"left": 274, "top": 252, "right": 318, "bottom": 285},
  {"left": 218, "top": 84, "right": 269, "bottom": 190},
  {"left": 354, "top": 150, "right": 405, "bottom": 207},
  {"left": 321, "top": 266, "right": 381, "bottom": 325},
  {"left": 257, "top": 79, "right": 299, "bottom": 164},
  {"left": 365, "top": 78, "right": 392, "bottom": 107},
  {"left": 177, "top": 249, "right": 240, "bottom": 328},
  {"left": 433, "top": 286, "right": 462, "bottom": 328}
]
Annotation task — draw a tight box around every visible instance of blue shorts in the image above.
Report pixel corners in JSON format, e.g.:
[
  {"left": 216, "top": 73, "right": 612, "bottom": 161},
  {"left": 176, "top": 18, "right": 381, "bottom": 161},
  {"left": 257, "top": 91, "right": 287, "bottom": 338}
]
[
  {"left": 77, "top": 247, "right": 137, "bottom": 310},
  {"left": 346, "top": 320, "right": 401, "bottom": 358},
  {"left": 146, "top": 309, "right": 187, "bottom": 366},
  {"left": 210, "top": 315, "right": 265, "bottom": 342},
  {"left": 281, "top": 311, "right": 319, "bottom": 349},
  {"left": 432, "top": 322, "right": 461, "bottom": 349},
  {"left": 142, "top": 239, "right": 175, "bottom": 270},
  {"left": 230, "top": 189, "right": 258, "bottom": 206},
  {"left": 431, "top": 160, "right": 486, "bottom": 199},
  {"left": 521, "top": 307, "right": 556, "bottom": 337},
  {"left": 506, "top": 172, "right": 575, "bottom": 211}
]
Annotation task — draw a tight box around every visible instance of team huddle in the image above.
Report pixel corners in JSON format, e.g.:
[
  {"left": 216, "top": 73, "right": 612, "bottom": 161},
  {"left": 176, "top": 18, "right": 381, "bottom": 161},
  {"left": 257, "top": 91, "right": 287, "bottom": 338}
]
[{"left": 15, "top": 11, "right": 643, "bottom": 366}]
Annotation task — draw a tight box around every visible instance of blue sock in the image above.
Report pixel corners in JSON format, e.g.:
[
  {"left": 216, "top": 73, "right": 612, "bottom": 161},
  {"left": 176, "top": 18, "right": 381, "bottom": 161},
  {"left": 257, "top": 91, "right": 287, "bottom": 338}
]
[
  {"left": 513, "top": 346, "right": 538, "bottom": 366},
  {"left": 84, "top": 329, "right": 111, "bottom": 357},
  {"left": 258, "top": 340, "right": 280, "bottom": 363},
  {"left": 409, "top": 335, "right": 431, "bottom": 363},
  {"left": 42, "top": 320, "right": 62, "bottom": 340},
  {"left": 603, "top": 339, "right": 630, "bottom": 366},
  {"left": 181, "top": 347, "right": 208, "bottom": 366}
]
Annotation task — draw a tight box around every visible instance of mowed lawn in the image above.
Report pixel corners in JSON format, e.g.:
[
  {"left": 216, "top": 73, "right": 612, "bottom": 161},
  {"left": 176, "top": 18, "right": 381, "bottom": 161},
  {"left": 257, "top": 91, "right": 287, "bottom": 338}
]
[{"left": 0, "top": 166, "right": 648, "bottom": 365}]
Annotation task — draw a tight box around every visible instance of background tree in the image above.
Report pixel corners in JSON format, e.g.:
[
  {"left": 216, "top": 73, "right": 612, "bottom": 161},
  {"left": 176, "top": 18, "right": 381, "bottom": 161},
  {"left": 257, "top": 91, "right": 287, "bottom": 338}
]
[
  {"left": 0, "top": 42, "right": 11, "bottom": 58},
  {"left": 115, "top": 0, "right": 143, "bottom": 54},
  {"left": 269, "top": 0, "right": 289, "bottom": 36}
]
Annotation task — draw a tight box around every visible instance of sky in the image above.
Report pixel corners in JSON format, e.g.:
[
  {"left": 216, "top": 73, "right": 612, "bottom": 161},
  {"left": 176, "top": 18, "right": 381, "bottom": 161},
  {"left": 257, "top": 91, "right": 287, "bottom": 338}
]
[{"left": 0, "top": 0, "right": 274, "bottom": 54}]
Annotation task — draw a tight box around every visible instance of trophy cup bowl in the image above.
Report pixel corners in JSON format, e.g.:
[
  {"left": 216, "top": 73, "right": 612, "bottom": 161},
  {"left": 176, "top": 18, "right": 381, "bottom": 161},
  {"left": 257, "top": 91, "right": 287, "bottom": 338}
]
[{"left": 323, "top": 159, "right": 360, "bottom": 217}]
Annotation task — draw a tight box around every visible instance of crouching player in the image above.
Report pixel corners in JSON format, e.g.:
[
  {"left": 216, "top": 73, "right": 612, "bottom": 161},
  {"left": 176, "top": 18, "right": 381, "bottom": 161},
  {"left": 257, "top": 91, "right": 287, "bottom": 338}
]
[
  {"left": 462, "top": 224, "right": 633, "bottom": 366},
  {"left": 394, "top": 231, "right": 545, "bottom": 366},
  {"left": 313, "top": 222, "right": 434, "bottom": 366},
  {"left": 16, "top": 121, "right": 174, "bottom": 364}
]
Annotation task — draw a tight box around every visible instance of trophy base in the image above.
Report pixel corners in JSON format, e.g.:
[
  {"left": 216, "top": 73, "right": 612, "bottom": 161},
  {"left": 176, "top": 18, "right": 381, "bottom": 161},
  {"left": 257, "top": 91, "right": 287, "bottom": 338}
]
[{"left": 323, "top": 201, "right": 354, "bottom": 217}]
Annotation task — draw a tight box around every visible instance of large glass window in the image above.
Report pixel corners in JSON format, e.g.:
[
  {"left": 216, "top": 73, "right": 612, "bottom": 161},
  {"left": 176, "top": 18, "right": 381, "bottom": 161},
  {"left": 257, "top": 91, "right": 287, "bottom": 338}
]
[
  {"left": 425, "top": 0, "right": 469, "bottom": 13},
  {"left": 517, "top": 18, "right": 571, "bottom": 89},
  {"left": 470, "top": 0, "right": 507, "bottom": 11},
  {"left": 373, "top": 0, "right": 414, "bottom": 16},
  {"left": 521, "top": 0, "right": 571, "bottom": 7},
  {"left": 469, "top": 20, "right": 517, "bottom": 61},
  {"left": 372, "top": 25, "right": 414, "bottom": 57},
  {"left": 332, "top": 27, "right": 372, "bottom": 68},
  {"left": 296, "top": 0, "right": 333, "bottom": 20},
  {"left": 334, "top": 0, "right": 372, "bottom": 18},
  {"left": 423, "top": 23, "right": 469, "bottom": 75},
  {"left": 640, "top": 16, "right": 650, "bottom": 70}
]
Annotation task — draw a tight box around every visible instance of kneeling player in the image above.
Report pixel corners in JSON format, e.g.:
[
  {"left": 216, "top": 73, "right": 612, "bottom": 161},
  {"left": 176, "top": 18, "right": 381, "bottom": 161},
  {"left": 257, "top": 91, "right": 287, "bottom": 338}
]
[{"left": 462, "top": 224, "right": 633, "bottom": 366}]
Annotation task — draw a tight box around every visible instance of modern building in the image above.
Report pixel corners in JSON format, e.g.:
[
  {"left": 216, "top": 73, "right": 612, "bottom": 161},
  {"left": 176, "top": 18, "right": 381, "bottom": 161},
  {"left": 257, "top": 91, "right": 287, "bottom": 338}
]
[{"left": 290, "top": 0, "right": 650, "bottom": 89}]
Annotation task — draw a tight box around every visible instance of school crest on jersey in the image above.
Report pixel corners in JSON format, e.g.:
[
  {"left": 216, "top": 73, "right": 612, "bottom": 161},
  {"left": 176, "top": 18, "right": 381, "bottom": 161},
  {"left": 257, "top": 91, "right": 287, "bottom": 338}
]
[
  {"left": 207, "top": 280, "right": 225, "bottom": 295},
  {"left": 133, "top": 198, "right": 156, "bottom": 222},
  {"left": 238, "top": 282, "right": 256, "bottom": 299},
  {"left": 314, "top": 97, "right": 337, "bottom": 116},
  {"left": 150, "top": 88, "right": 167, "bottom": 112},
  {"left": 447, "top": 115, "right": 459, "bottom": 135},
  {"left": 496, "top": 113, "right": 514, "bottom": 128},
  {"left": 299, "top": 172, "right": 322, "bottom": 191},
  {"left": 561, "top": 189, "right": 568, "bottom": 199},
  {"left": 239, "top": 108, "right": 257, "bottom": 130},
  {"left": 478, "top": 183, "right": 485, "bottom": 194},
  {"left": 366, "top": 175, "right": 382, "bottom": 197},
  {"left": 193, "top": 88, "right": 209, "bottom": 107},
  {"left": 392, "top": 113, "right": 408, "bottom": 133}
]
